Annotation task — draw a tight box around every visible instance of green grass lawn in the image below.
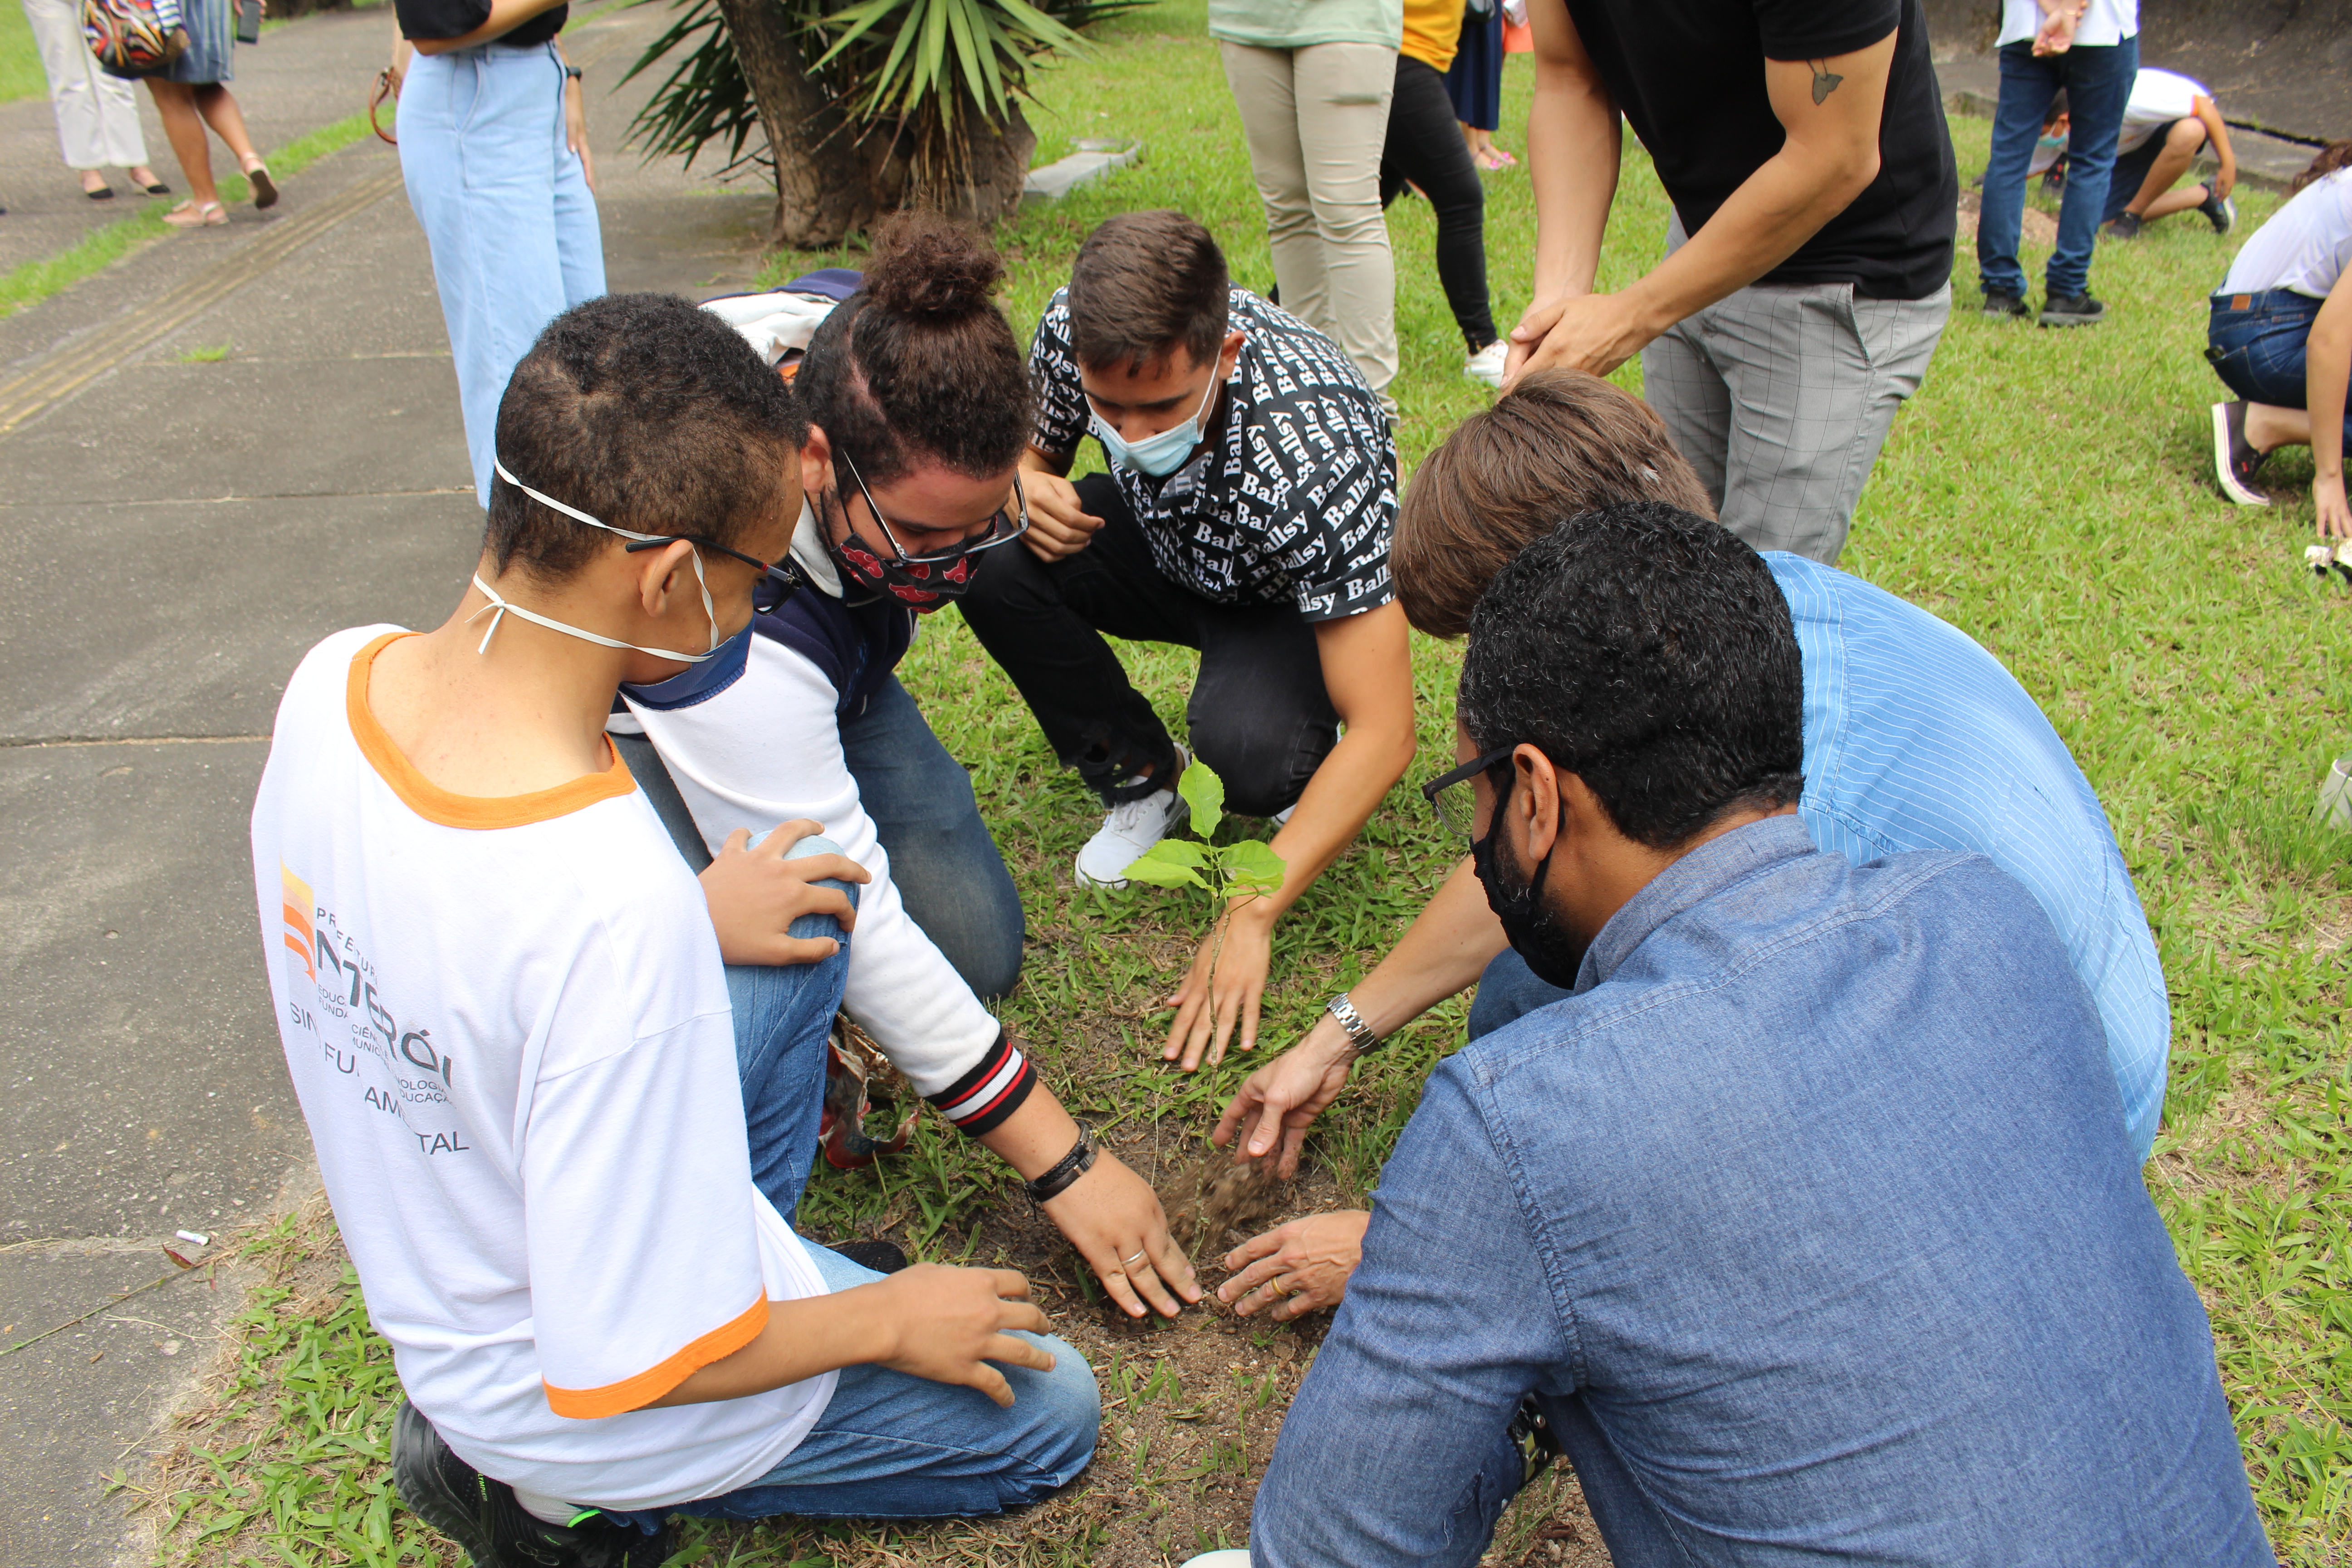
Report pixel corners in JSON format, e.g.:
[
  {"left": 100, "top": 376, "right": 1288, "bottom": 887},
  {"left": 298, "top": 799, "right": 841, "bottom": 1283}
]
[{"left": 141, "top": 5, "right": 2350, "bottom": 1565}]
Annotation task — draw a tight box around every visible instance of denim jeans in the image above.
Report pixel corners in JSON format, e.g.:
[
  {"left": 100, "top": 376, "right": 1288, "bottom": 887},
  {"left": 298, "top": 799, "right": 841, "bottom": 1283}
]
[
  {"left": 2209, "top": 290, "right": 2352, "bottom": 440},
  {"left": 602, "top": 838, "right": 1099, "bottom": 1529},
  {"left": 397, "top": 41, "right": 604, "bottom": 509},
  {"left": 956, "top": 473, "right": 1340, "bottom": 817},
  {"left": 839, "top": 676, "right": 1024, "bottom": 1000},
  {"left": 1977, "top": 37, "right": 2137, "bottom": 299}
]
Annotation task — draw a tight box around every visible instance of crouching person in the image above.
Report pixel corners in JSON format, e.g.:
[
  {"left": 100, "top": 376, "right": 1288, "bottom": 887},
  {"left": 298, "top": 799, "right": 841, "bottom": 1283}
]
[
  {"left": 1200, "top": 506, "right": 2271, "bottom": 1567},
  {"left": 251, "top": 294, "right": 1098, "bottom": 1568}
]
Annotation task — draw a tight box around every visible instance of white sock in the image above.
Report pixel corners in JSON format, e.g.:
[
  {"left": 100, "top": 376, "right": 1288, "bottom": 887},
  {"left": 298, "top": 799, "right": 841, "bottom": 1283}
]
[{"left": 509, "top": 1485, "right": 578, "bottom": 1526}]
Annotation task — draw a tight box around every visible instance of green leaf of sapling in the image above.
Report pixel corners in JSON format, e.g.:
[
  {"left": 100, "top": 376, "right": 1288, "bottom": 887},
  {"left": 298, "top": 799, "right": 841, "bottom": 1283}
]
[
  {"left": 1121, "top": 840, "right": 1208, "bottom": 888},
  {"left": 1176, "top": 760, "right": 1225, "bottom": 841},
  {"left": 1219, "top": 838, "right": 1287, "bottom": 898}
]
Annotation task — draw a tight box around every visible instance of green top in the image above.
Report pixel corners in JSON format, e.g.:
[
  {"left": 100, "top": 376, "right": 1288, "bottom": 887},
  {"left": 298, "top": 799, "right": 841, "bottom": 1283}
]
[{"left": 1207, "top": 0, "right": 1403, "bottom": 49}]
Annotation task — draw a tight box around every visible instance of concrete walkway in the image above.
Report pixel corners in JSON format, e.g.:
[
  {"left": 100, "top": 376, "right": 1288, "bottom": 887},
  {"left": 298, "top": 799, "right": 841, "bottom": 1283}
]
[{"left": 0, "top": 7, "right": 770, "bottom": 1562}]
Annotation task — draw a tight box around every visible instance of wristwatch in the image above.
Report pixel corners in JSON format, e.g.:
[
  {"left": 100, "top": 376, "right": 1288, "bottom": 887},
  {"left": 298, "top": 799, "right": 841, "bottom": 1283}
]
[
  {"left": 564, "top": 64, "right": 582, "bottom": 81},
  {"left": 1326, "top": 993, "right": 1382, "bottom": 1054}
]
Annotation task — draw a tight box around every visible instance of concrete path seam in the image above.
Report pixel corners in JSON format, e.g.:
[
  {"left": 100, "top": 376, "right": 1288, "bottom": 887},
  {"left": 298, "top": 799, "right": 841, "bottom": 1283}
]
[{"left": 0, "top": 166, "right": 408, "bottom": 436}]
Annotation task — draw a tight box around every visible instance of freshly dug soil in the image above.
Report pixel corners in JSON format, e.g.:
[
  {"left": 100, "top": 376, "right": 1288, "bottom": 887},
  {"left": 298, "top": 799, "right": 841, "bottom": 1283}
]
[{"left": 1157, "top": 1151, "right": 1290, "bottom": 1257}]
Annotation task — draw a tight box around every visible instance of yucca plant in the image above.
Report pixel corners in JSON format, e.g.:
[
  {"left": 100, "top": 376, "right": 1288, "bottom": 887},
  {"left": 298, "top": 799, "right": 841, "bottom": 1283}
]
[{"left": 623, "top": 0, "right": 1141, "bottom": 247}]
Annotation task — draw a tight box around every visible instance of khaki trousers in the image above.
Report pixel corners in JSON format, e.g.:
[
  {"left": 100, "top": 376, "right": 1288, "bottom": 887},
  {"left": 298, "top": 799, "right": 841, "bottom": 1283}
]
[{"left": 1219, "top": 39, "right": 1398, "bottom": 401}]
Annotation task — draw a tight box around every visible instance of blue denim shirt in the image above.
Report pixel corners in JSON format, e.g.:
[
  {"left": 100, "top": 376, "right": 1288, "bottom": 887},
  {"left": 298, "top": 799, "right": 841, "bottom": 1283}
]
[
  {"left": 1766, "top": 553, "right": 2170, "bottom": 1159},
  {"left": 1254, "top": 818, "right": 2267, "bottom": 1568}
]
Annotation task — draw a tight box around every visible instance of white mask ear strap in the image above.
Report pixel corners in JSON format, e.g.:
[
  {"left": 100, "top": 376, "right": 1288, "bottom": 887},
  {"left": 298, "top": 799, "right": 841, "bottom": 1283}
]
[
  {"left": 467, "top": 574, "right": 717, "bottom": 664},
  {"left": 492, "top": 456, "right": 720, "bottom": 655}
]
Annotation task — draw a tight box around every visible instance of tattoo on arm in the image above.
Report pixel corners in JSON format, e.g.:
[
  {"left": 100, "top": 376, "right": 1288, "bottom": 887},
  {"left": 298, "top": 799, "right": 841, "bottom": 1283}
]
[{"left": 1808, "top": 59, "right": 1843, "bottom": 104}]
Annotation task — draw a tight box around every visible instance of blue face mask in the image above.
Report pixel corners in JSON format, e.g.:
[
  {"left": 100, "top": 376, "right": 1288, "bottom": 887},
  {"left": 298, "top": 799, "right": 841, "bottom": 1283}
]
[{"left": 1090, "top": 368, "right": 1220, "bottom": 478}]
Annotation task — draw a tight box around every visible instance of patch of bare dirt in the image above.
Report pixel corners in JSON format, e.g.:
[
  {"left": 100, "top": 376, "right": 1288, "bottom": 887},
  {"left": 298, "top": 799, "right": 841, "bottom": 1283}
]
[{"left": 1954, "top": 188, "right": 2059, "bottom": 247}]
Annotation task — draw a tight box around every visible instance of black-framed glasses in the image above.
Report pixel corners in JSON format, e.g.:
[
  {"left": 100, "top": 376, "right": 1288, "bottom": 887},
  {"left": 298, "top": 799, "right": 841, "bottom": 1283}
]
[
  {"left": 836, "top": 451, "right": 1031, "bottom": 564},
  {"left": 622, "top": 534, "right": 805, "bottom": 613},
  {"left": 1421, "top": 745, "right": 1519, "bottom": 842}
]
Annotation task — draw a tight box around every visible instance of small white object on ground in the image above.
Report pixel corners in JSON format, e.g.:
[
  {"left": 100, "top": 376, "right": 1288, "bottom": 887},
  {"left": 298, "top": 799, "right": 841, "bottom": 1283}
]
[
  {"left": 1177, "top": 1553, "right": 1253, "bottom": 1568},
  {"left": 174, "top": 1230, "right": 209, "bottom": 1246}
]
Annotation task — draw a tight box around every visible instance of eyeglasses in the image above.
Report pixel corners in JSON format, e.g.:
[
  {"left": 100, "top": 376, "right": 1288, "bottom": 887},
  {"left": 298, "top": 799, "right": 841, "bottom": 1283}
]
[
  {"left": 622, "top": 534, "right": 804, "bottom": 614},
  {"left": 836, "top": 451, "right": 1031, "bottom": 564},
  {"left": 1421, "top": 745, "right": 1519, "bottom": 842}
]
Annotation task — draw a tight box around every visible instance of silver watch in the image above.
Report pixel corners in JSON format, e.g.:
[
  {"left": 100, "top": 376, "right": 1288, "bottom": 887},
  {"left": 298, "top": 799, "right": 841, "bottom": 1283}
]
[{"left": 1327, "top": 992, "right": 1382, "bottom": 1054}]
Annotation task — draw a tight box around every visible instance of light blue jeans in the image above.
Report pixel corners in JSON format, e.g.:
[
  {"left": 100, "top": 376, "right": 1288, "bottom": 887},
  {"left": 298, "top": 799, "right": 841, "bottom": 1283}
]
[
  {"left": 397, "top": 39, "right": 604, "bottom": 508},
  {"left": 599, "top": 836, "right": 1096, "bottom": 1529}
]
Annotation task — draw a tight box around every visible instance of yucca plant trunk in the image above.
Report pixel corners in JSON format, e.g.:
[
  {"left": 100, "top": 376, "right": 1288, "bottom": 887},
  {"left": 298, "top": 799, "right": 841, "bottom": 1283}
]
[{"left": 712, "top": 0, "right": 1037, "bottom": 248}]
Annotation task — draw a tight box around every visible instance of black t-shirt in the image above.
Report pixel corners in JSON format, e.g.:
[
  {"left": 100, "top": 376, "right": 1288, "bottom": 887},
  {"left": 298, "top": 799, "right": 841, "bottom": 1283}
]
[
  {"left": 396, "top": 0, "right": 566, "bottom": 48},
  {"left": 1560, "top": 0, "right": 1956, "bottom": 299}
]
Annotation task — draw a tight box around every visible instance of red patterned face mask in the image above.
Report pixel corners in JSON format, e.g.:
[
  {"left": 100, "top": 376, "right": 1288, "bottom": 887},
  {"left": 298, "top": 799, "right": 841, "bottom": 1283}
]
[
  {"left": 827, "top": 528, "right": 979, "bottom": 612},
  {"left": 822, "top": 454, "right": 1028, "bottom": 613}
]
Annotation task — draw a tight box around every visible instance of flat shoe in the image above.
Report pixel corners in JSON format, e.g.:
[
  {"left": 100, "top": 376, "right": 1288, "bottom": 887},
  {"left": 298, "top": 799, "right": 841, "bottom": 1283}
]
[
  {"left": 162, "top": 200, "right": 227, "bottom": 228},
  {"left": 140, "top": 180, "right": 172, "bottom": 196},
  {"left": 240, "top": 159, "right": 277, "bottom": 210},
  {"left": 85, "top": 184, "right": 116, "bottom": 201}
]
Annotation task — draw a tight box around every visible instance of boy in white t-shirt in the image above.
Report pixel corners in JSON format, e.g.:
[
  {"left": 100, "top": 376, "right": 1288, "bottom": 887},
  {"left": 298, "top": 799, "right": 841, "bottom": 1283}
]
[
  {"left": 2032, "top": 69, "right": 2238, "bottom": 238},
  {"left": 252, "top": 294, "right": 1109, "bottom": 1568}
]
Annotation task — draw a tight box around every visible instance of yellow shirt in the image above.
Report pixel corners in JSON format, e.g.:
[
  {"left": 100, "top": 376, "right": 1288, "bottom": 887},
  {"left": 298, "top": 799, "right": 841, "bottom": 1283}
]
[{"left": 1402, "top": 0, "right": 1464, "bottom": 71}]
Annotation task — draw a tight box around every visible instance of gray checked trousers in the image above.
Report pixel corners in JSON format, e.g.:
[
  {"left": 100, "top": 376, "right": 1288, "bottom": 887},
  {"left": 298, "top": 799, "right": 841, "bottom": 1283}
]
[{"left": 1642, "top": 274, "right": 1950, "bottom": 565}]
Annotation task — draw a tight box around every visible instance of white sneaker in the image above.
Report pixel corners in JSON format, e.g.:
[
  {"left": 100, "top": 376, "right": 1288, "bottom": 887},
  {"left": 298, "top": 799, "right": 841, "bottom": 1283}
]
[
  {"left": 1075, "top": 750, "right": 1192, "bottom": 889},
  {"left": 1464, "top": 338, "right": 1508, "bottom": 389},
  {"left": 1178, "top": 1554, "right": 1253, "bottom": 1568}
]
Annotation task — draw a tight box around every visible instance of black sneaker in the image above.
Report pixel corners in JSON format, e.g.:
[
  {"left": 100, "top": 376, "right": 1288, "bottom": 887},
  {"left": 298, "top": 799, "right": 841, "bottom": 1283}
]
[
  {"left": 2210, "top": 401, "right": 2272, "bottom": 506},
  {"left": 2102, "top": 211, "right": 2143, "bottom": 240},
  {"left": 392, "top": 1401, "right": 672, "bottom": 1567},
  {"left": 1981, "top": 289, "right": 2030, "bottom": 320},
  {"left": 2038, "top": 293, "right": 2106, "bottom": 327},
  {"left": 2198, "top": 186, "right": 2236, "bottom": 235},
  {"left": 829, "top": 1237, "right": 910, "bottom": 1274}
]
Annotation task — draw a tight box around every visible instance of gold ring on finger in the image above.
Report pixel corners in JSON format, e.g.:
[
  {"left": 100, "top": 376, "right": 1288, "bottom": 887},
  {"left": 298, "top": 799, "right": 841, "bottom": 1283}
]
[{"left": 1271, "top": 1275, "right": 1293, "bottom": 1297}]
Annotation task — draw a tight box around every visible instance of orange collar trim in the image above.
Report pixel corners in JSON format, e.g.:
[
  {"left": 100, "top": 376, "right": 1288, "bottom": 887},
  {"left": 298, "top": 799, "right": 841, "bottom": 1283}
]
[{"left": 346, "top": 632, "right": 637, "bottom": 831}]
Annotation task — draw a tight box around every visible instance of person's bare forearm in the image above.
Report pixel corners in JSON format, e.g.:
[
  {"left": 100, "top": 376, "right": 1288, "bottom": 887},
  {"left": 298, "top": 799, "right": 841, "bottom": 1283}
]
[
  {"left": 2310, "top": 287, "right": 2351, "bottom": 485},
  {"left": 975, "top": 1081, "right": 1083, "bottom": 1180},
  {"left": 1352, "top": 856, "right": 1511, "bottom": 1034},
  {"left": 647, "top": 1289, "right": 889, "bottom": 1406},
  {"left": 408, "top": 0, "right": 566, "bottom": 54},
  {"left": 1526, "top": 51, "right": 1620, "bottom": 303},
  {"left": 1246, "top": 720, "right": 1417, "bottom": 928},
  {"left": 1609, "top": 132, "right": 1877, "bottom": 344}
]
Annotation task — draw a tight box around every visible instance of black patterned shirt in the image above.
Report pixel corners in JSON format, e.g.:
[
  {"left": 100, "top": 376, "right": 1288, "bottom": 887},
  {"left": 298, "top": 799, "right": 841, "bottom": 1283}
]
[{"left": 1028, "top": 287, "right": 1397, "bottom": 622}]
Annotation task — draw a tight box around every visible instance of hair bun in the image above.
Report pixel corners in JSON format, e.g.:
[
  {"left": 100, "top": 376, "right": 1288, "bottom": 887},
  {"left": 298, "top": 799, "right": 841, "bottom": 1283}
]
[{"left": 862, "top": 210, "right": 1004, "bottom": 319}]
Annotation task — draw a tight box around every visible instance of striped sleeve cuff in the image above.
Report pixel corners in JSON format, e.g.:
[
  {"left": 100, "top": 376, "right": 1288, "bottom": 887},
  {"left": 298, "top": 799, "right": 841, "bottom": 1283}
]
[{"left": 926, "top": 1030, "right": 1035, "bottom": 1137}]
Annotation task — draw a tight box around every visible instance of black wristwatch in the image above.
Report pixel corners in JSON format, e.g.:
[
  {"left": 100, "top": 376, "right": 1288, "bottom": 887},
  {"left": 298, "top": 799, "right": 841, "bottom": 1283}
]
[
  {"left": 1024, "top": 1119, "right": 1097, "bottom": 1206},
  {"left": 563, "top": 64, "right": 582, "bottom": 80}
]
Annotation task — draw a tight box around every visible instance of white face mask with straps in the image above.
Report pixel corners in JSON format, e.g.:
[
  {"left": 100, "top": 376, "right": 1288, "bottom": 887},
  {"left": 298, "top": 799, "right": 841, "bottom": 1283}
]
[{"left": 471, "top": 458, "right": 725, "bottom": 663}]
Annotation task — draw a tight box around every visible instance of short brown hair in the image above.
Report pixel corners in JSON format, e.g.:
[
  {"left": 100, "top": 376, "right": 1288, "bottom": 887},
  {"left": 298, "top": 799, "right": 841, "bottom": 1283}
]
[
  {"left": 1066, "top": 211, "right": 1230, "bottom": 375},
  {"left": 1394, "top": 369, "right": 1717, "bottom": 637}
]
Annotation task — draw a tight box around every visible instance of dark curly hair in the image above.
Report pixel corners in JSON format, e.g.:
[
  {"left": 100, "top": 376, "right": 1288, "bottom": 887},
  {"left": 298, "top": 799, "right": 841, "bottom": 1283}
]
[
  {"left": 1459, "top": 503, "right": 1804, "bottom": 849},
  {"left": 2291, "top": 139, "right": 2352, "bottom": 194},
  {"left": 797, "top": 211, "right": 1034, "bottom": 487},
  {"left": 487, "top": 292, "right": 806, "bottom": 582}
]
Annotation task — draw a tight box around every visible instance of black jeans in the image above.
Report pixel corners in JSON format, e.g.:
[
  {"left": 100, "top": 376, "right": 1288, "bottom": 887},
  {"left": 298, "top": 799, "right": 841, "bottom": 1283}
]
[
  {"left": 1381, "top": 54, "right": 1496, "bottom": 352},
  {"left": 957, "top": 474, "right": 1340, "bottom": 817}
]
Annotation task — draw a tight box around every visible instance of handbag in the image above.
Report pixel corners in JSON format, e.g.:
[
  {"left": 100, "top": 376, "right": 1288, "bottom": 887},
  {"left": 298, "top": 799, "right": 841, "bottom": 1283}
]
[{"left": 83, "top": 0, "right": 188, "bottom": 79}]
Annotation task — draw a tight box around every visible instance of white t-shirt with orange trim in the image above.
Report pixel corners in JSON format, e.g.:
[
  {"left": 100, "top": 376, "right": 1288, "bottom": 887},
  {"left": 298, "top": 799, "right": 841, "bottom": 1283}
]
[{"left": 250, "top": 626, "right": 836, "bottom": 1510}]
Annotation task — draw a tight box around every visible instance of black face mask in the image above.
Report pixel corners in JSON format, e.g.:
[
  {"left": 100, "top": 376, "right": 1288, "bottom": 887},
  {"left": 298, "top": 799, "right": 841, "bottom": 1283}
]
[{"left": 1470, "top": 783, "right": 1588, "bottom": 989}]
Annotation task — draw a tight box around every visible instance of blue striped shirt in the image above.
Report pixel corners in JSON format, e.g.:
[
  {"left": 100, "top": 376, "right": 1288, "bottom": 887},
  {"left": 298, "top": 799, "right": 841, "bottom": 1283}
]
[{"left": 1770, "top": 553, "right": 2170, "bottom": 1157}]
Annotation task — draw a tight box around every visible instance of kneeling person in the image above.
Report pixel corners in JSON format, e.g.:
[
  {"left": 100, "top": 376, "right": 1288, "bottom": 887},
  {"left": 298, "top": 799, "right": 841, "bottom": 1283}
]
[
  {"left": 962, "top": 210, "right": 1417, "bottom": 1070},
  {"left": 1240, "top": 506, "right": 2269, "bottom": 1566},
  {"left": 253, "top": 296, "right": 1098, "bottom": 1564}
]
